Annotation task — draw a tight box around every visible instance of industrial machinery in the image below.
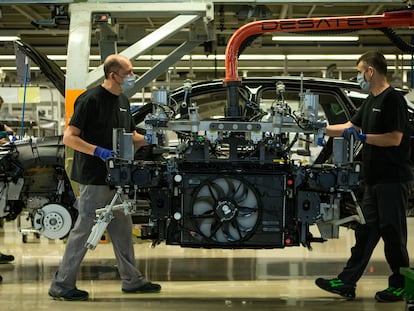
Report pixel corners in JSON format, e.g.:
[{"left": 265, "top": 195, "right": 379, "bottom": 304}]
[
  {"left": 85, "top": 80, "right": 364, "bottom": 250},
  {"left": 83, "top": 6, "right": 414, "bottom": 250},
  {"left": 0, "top": 136, "right": 77, "bottom": 242}
]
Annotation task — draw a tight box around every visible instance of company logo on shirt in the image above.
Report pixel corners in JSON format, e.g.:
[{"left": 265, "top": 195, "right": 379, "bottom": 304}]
[
  {"left": 119, "top": 108, "right": 127, "bottom": 112},
  {"left": 372, "top": 108, "right": 381, "bottom": 113}
]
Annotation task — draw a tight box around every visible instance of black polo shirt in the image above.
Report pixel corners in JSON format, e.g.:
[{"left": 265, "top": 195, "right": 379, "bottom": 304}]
[{"left": 69, "top": 85, "right": 135, "bottom": 185}]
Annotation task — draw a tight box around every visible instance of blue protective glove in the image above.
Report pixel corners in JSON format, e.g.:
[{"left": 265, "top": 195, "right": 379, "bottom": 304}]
[
  {"left": 144, "top": 133, "right": 153, "bottom": 144},
  {"left": 9, "top": 136, "right": 17, "bottom": 143},
  {"left": 93, "top": 146, "right": 114, "bottom": 161},
  {"left": 316, "top": 127, "right": 326, "bottom": 146},
  {"left": 317, "top": 136, "right": 325, "bottom": 146},
  {"left": 342, "top": 127, "right": 367, "bottom": 143}
]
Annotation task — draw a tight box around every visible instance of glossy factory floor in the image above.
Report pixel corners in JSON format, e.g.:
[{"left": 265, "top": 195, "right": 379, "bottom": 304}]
[{"left": 1, "top": 219, "right": 414, "bottom": 311}]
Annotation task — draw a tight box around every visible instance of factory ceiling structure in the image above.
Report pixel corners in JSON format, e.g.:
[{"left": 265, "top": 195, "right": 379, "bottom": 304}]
[{"left": 0, "top": 0, "right": 413, "bottom": 88}]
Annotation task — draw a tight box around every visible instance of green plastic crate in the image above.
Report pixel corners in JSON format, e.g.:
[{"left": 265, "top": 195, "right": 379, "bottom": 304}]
[{"left": 402, "top": 268, "right": 414, "bottom": 301}]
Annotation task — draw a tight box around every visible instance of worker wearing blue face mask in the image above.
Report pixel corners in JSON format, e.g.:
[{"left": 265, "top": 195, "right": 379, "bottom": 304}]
[
  {"left": 356, "top": 68, "right": 371, "bottom": 92},
  {"left": 48, "top": 54, "right": 161, "bottom": 301},
  {"left": 315, "top": 51, "right": 412, "bottom": 302},
  {"left": 119, "top": 73, "right": 136, "bottom": 92}
]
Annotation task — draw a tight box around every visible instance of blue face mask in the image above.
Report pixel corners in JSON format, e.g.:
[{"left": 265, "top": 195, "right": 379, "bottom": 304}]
[
  {"left": 357, "top": 72, "right": 370, "bottom": 92},
  {"left": 121, "top": 75, "right": 135, "bottom": 92}
]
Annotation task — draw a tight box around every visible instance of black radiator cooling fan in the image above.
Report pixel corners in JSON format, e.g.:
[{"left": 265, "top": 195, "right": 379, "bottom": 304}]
[{"left": 190, "top": 177, "right": 260, "bottom": 243}]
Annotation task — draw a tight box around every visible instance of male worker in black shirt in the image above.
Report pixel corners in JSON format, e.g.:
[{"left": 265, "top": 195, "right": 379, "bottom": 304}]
[
  {"left": 315, "top": 51, "right": 412, "bottom": 302},
  {"left": 48, "top": 54, "right": 161, "bottom": 301}
]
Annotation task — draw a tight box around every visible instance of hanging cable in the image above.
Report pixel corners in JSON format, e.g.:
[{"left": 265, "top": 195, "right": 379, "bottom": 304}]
[{"left": 381, "top": 27, "right": 414, "bottom": 54}]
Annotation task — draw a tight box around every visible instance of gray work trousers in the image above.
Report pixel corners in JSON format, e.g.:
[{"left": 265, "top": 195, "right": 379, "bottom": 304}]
[{"left": 49, "top": 184, "right": 147, "bottom": 295}]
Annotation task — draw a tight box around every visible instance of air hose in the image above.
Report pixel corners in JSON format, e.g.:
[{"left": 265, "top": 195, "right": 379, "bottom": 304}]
[{"left": 381, "top": 27, "right": 414, "bottom": 54}]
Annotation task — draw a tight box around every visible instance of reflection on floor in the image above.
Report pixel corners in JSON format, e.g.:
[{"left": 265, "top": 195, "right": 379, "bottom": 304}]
[{"left": 1, "top": 219, "right": 413, "bottom": 311}]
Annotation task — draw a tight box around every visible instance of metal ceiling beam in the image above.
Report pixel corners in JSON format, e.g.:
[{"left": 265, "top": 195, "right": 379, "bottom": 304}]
[
  {"left": 1, "top": 1, "right": 410, "bottom": 87},
  {"left": 306, "top": 5, "right": 317, "bottom": 18},
  {"left": 0, "top": 29, "right": 68, "bottom": 36},
  {"left": 0, "top": 1, "right": 72, "bottom": 3},
  {"left": 86, "top": 13, "right": 209, "bottom": 88},
  {"left": 0, "top": 0, "right": 404, "bottom": 4},
  {"left": 11, "top": 4, "right": 45, "bottom": 21},
  {"left": 66, "top": 2, "right": 213, "bottom": 91},
  {"left": 279, "top": 4, "right": 289, "bottom": 19},
  {"left": 127, "top": 40, "right": 203, "bottom": 96}
]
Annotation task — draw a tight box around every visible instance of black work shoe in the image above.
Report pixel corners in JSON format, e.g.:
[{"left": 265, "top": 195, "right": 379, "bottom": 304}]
[
  {"left": 0, "top": 253, "right": 14, "bottom": 264},
  {"left": 375, "top": 287, "right": 405, "bottom": 302},
  {"left": 315, "top": 277, "right": 356, "bottom": 300},
  {"left": 122, "top": 282, "right": 161, "bottom": 294},
  {"left": 48, "top": 288, "right": 89, "bottom": 301}
]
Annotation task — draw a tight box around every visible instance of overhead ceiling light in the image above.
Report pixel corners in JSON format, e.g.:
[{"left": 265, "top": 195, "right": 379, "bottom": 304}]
[
  {"left": 1, "top": 53, "right": 410, "bottom": 63},
  {"left": 272, "top": 35, "right": 359, "bottom": 42},
  {"left": 0, "top": 36, "right": 20, "bottom": 41}
]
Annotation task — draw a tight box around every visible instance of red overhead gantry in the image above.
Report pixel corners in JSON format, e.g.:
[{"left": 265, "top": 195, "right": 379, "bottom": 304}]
[{"left": 223, "top": 8, "right": 414, "bottom": 116}]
